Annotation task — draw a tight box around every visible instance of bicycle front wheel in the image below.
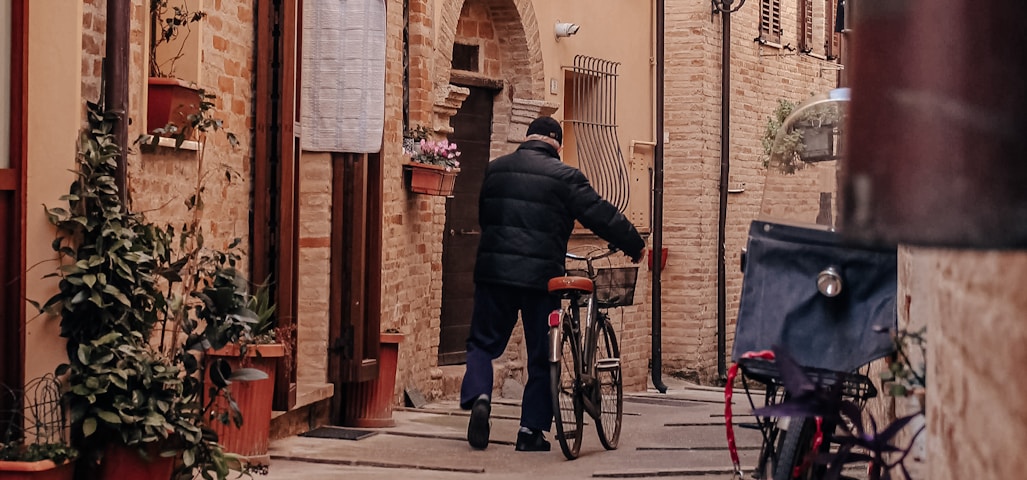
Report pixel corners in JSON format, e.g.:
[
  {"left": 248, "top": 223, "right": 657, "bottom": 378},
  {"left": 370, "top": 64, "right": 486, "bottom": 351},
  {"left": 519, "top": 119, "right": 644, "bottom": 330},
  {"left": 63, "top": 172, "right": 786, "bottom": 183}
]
[
  {"left": 551, "top": 319, "right": 584, "bottom": 460},
  {"left": 594, "top": 319, "right": 623, "bottom": 450}
]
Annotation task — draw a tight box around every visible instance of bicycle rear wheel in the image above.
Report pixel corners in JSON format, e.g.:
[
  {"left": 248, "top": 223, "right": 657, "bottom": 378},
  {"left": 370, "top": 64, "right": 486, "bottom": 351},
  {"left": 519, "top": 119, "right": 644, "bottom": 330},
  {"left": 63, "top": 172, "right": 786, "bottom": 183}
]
[
  {"left": 593, "top": 319, "right": 623, "bottom": 450},
  {"left": 551, "top": 319, "right": 584, "bottom": 460},
  {"left": 773, "top": 416, "right": 827, "bottom": 480}
]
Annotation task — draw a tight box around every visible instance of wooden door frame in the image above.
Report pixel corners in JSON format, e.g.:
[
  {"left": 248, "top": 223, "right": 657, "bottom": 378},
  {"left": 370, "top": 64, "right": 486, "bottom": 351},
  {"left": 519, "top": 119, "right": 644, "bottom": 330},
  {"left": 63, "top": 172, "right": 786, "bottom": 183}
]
[
  {"left": 328, "top": 152, "right": 383, "bottom": 424},
  {"left": 1, "top": 0, "right": 27, "bottom": 396},
  {"left": 253, "top": 0, "right": 299, "bottom": 411}
]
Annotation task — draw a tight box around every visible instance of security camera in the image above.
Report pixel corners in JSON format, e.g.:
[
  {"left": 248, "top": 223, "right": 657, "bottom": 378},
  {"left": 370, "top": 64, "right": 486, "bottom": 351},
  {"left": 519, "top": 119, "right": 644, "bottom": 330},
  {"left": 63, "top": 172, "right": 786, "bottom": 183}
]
[{"left": 555, "top": 22, "right": 580, "bottom": 38}]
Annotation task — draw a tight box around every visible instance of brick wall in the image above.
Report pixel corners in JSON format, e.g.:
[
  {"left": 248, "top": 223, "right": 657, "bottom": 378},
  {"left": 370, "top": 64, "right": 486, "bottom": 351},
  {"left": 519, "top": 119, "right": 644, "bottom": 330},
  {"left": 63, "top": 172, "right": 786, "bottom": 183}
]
[{"left": 660, "top": 1, "right": 839, "bottom": 382}]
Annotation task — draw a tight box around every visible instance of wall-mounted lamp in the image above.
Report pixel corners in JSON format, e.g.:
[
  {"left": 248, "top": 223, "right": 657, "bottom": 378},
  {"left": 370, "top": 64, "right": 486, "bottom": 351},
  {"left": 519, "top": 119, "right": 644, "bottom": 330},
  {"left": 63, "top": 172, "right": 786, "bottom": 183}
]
[{"left": 555, "top": 22, "right": 580, "bottom": 39}]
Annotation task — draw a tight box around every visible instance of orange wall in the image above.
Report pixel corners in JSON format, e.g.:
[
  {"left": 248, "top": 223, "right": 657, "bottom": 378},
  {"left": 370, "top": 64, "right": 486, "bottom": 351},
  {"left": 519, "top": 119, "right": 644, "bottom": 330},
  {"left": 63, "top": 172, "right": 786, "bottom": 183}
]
[{"left": 24, "top": 0, "right": 82, "bottom": 385}]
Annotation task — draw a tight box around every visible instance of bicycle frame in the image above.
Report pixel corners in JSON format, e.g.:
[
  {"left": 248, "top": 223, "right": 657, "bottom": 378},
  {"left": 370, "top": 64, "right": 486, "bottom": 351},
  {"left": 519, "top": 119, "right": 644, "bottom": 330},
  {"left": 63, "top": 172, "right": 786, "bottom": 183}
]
[{"left": 549, "top": 249, "right": 614, "bottom": 375}]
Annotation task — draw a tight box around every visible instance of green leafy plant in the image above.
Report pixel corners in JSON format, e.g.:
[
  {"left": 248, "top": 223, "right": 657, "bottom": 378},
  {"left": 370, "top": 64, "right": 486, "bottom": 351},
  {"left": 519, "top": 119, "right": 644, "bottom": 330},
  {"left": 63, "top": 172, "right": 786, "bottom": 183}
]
[
  {"left": 244, "top": 280, "right": 278, "bottom": 345},
  {"left": 149, "top": 0, "right": 207, "bottom": 78},
  {"left": 761, "top": 99, "right": 797, "bottom": 168},
  {"left": 880, "top": 326, "right": 927, "bottom": 400},
  {"left": 37, "top": 101, "right": 262, "bottom": 480},
  {"left": 0, "top": 443, "right": 78, "bottom": 464}
]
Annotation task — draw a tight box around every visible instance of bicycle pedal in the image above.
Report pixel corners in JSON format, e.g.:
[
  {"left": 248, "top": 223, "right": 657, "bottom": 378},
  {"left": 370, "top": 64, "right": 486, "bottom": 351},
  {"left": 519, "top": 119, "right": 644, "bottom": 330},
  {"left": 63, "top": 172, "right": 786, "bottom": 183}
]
[{"left": 596, "top": 358, "right": 621, "bottom": 371}]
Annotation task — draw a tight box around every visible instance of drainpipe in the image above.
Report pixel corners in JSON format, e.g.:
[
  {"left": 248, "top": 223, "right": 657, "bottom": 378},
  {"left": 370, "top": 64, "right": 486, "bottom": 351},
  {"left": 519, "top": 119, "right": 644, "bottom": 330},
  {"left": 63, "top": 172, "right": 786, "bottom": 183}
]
[
  {"left": 650, "top": 0, "right": 667, "bottom": 394},
  {"left": 105, "top": 0, "right": 130, "bottom": 202},
  {"left": 714, "top": 0, "right": 744, "bottom": 380}
]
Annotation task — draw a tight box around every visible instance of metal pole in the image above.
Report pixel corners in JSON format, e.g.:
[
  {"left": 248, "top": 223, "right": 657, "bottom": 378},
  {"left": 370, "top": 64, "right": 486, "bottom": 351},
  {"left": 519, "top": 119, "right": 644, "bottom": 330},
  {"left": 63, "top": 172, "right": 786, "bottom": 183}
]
[
  {"left": 650, "top": 0, "right": 667, "bottom": 394},
  {"left": 716, "top": 0, "right": 733, "bottom": 380},
  {"left": 105, "top": 0, "right": 131, "bottom": 203}
]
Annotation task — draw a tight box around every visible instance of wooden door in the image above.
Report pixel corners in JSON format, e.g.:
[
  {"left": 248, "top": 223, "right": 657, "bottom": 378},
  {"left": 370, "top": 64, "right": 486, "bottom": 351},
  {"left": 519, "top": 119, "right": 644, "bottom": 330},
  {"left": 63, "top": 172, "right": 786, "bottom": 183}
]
[
  {"left": 1, "top": 0, "right": 26, "bottom": 418},
  {"left": 439, "top": 86, "right": 494, "bottom": 365},
  {"left": 253, "top": 0, "right": 300, "bottom": 410}
]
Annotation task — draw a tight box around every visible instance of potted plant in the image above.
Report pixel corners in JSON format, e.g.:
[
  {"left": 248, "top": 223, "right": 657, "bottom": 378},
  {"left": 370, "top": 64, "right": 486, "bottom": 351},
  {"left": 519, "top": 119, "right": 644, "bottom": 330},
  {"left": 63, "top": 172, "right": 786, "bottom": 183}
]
[
  {"left": 204, "top": 281, "right": 287, "bottom": 465},
  {"left": 0, "top": 376, "right": 77, "bottom": 480},
  {"left": 37, "top": 101, "right": 259, "bottom": 480},
  {"left": 762, "top": 97, "right": 845, "bottom": 174},
  {"left": 402, "top": 125, "right": 462, "bottom": 197},
  {"left": 0, "top": 444, "right": 77, "bottom": 480},
  {"left": 147, "top": 0, "right": 207, "bottom": 134},
  {"left": 341, "top": 329, "right": 404, "bottom": 428}
]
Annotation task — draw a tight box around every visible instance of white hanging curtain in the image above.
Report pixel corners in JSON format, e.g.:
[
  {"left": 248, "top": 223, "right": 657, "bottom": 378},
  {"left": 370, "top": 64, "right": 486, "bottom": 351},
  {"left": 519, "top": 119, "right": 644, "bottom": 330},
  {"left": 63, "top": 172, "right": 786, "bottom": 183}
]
[{"left": 300, "top": 0, "right": 385, "bottom": 153}]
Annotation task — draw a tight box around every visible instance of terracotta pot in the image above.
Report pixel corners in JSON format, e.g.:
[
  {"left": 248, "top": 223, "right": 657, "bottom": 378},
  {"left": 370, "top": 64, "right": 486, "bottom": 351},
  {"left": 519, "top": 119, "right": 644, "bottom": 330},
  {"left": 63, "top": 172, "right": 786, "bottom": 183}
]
[
  {"left": 205, "top": 343, "right": 285, "bottom": 461},
  {"left": 402, "top": 163, "right": 460, "bottom": 197},
  {"left": 99, "top": 443, "right": 175, "bottom": 480},
  {"left": 146, "top": 77, "right": 201, "bottom": 134},
  {"left": 342, "top": 333, "right": 404, "bottom": 428},
  {"left": 0, "top": 459, "right": 74, "bottom": 480}
]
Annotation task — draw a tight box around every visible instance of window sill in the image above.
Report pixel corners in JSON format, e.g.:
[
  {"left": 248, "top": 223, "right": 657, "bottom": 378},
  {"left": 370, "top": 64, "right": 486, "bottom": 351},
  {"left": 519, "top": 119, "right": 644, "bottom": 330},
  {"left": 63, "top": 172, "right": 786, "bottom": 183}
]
[{"left": 138, "top": 135, "right": 200, "bottom": 152}]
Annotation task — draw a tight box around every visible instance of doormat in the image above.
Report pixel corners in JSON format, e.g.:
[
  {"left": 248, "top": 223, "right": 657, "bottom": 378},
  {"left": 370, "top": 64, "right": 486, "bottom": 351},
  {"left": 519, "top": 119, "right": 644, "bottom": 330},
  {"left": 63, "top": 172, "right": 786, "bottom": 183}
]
[{"left": 300, "top": 426, "right": 378, "bottom": 441}]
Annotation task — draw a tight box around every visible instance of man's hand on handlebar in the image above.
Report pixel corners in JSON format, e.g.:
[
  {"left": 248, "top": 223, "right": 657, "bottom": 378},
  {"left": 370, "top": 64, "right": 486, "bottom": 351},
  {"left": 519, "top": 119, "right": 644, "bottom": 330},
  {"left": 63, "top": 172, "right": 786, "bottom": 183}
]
[
  {"left": 608, "top": 243, "right": 643, "bottom": 264},
  {"left": 629, "top": 250, "right": 643, "bottom": 264}
]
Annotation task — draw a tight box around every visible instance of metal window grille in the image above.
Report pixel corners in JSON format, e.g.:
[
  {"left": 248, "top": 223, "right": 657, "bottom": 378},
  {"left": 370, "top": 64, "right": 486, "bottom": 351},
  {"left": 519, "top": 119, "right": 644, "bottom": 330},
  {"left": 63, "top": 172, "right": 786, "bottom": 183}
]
[{"left": 566, "top": 55, "right": 630, "bottom": 213}]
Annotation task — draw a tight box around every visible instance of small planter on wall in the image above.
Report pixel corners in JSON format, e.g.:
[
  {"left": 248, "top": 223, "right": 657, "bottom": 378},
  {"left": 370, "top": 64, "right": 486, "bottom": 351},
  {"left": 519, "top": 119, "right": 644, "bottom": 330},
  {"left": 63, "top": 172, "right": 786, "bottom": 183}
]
[
  {"left": 146, "top": 77, "right": 201, "bottom": 134},
  {"left": 403, "top": 163, "right": 460, "bottom": 197},
  {"left": 0, "top": 459, "right": 74, "bottom": 480}
]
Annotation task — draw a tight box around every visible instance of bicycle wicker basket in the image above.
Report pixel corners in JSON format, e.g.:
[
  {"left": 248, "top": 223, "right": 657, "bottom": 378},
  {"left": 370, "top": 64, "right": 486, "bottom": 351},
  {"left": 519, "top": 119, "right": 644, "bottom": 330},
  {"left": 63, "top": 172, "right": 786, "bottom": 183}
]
[{"left": 593, "top": 267, "right": 639, "bottom": 308}]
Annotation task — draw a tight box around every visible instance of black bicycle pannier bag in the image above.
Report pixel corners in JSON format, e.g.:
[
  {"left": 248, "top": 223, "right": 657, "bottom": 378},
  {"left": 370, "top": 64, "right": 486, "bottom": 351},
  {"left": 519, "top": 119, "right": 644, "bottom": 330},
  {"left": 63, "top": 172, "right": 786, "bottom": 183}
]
[{"left": 732, "top": 220, "right": 897, "bottom": 372}]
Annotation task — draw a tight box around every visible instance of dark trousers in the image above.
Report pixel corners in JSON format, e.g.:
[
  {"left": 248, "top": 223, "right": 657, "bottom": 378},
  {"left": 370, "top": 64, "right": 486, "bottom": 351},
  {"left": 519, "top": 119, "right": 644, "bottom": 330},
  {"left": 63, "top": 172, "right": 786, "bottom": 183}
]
[{"left": 460, "top": 283, "right": 559, "bottom": 432}]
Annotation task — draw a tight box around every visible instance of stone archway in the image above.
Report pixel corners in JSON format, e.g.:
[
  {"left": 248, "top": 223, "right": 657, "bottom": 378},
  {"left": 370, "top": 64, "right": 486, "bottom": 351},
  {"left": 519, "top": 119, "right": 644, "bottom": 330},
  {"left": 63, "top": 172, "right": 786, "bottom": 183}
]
[{"left": 431, "top": 0, "right": 554, "bottom": 137}]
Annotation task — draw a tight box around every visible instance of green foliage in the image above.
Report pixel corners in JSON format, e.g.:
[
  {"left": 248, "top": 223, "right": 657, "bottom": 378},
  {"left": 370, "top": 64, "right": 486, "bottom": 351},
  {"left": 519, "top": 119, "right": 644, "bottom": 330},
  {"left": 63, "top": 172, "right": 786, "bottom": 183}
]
[
  {"left": 762, "top": 98, "right": 844, "bottom": 174},
  {"left": 761, "top": 99, "right": 797, "bottom": 168},
  {"left": 39, "top": 101, "right": 263, "bottom": 480},
  {"left": 0, "top": 442, "right": 78, "bottom": 463},
  {"left": 245, "top": 280, "right": 278, "bottom": 344},
  {"left": 880, "top": 326, "right": 927, "bottom": 400}
]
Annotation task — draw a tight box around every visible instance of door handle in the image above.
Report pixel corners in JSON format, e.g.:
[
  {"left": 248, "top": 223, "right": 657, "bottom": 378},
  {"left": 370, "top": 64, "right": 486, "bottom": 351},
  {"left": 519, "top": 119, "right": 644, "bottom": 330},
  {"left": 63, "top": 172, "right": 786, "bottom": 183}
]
[{"left": 450, "top": 229, "right": 481, "bottom": 236}]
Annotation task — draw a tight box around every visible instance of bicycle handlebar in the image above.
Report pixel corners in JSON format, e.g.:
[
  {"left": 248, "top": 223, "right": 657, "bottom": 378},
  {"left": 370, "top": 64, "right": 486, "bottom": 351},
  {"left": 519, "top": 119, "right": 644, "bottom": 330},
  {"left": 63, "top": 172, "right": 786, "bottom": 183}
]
[{"left": 565, "top": 245, "right": 620, "bottom": 262}]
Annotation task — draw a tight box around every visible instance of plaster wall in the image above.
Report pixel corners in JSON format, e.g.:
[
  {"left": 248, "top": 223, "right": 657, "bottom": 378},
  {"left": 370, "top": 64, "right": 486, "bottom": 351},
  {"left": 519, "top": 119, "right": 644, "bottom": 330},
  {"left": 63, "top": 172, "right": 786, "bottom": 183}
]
[
  {"left": 24, "top": 0, "right": 83, "bottom": 385},
  {"left": 907, "top": 248, "right": 1027, "bottom": 480}
]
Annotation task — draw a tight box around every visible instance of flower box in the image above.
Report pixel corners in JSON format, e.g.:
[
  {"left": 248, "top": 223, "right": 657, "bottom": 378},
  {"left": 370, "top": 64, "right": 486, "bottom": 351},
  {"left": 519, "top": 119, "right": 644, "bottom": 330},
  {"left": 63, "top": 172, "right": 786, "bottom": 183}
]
[
  {"left": 146, "top": 77, "right": 201, "bottom": 134},
  {"left": 0, "top": 459, "right": 74, "bottom": 480},
  {"left": 403, "top": 163, "right": 460, "bottom": 197}
]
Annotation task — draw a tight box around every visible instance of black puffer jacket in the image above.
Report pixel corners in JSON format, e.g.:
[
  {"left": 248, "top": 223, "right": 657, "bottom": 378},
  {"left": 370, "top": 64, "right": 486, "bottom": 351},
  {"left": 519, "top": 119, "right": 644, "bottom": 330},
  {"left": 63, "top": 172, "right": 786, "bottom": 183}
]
[{"left": 474, "top": 140, "right": 645, "bottom": 290}]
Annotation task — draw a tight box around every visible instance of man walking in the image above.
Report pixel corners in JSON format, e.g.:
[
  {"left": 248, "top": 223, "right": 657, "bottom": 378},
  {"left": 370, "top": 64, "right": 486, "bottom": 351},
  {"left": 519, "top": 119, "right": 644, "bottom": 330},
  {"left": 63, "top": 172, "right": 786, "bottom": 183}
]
[{"left": 461, "top": 116, "right": 645, "bottom": 451}]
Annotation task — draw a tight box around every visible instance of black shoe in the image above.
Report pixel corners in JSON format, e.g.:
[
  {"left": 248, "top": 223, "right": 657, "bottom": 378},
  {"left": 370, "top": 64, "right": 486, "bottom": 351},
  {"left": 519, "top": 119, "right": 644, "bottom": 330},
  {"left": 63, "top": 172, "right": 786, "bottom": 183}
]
[
  {"left": 467, "top": 394, "right": 491, "bottom": 450},
  {"left": 515, "top": 429, "right": 551, "bottom": 452}
]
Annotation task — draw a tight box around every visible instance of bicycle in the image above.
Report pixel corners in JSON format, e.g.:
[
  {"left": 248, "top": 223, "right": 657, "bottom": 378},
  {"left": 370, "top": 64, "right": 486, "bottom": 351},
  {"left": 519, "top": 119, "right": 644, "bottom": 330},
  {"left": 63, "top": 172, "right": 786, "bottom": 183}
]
[
  {"left": 723, "top": 220, "right": 897, "bottom": 480},
  {"left": 546, "top": 246, "right": 637, "bottom": 460}
]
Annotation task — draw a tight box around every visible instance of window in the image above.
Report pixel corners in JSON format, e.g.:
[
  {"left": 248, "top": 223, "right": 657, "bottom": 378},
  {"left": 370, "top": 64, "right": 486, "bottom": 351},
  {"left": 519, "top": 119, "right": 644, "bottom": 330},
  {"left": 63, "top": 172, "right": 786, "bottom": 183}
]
[
  {"left": 451, "top": 43, "right": 479, "bottom": 72},
  {"left": 760, "top": 0, "right": 782, "bottom": 44},
  {"left": 799, "top": 0, "right": 840, "bottom": 57}
]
